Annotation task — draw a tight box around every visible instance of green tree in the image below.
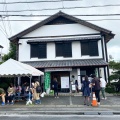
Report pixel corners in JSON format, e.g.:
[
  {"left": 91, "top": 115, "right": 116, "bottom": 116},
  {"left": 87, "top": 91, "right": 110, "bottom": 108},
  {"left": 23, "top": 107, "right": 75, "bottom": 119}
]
[
  {"left": 109, "top": 61, "right": 120, "bottom": 81},
  {"left": 2, "top": 42, "right": 16, "bottom": 62},
  {"left": 109, "top": 61, "right": 120, "bottom": 92}
]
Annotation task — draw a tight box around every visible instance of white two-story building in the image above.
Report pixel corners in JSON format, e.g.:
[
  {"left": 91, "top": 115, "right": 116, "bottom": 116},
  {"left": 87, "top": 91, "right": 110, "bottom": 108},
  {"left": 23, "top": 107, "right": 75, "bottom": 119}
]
[{"left": 9, "top": 11, "right": 115, "bottom": 92}]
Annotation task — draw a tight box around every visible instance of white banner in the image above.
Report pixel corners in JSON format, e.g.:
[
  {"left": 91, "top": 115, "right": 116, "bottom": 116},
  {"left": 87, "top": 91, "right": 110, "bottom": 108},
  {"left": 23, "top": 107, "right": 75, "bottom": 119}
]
[{"left": 61, "top": 76, "right": 70, "bottom": 89}]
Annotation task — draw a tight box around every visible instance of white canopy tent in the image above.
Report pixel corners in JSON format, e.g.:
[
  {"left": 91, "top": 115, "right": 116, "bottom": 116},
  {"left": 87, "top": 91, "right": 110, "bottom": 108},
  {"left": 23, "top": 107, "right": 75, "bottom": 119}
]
[
  {"left": 0, "top": 58, "right": 44, "bottom": 77},
  {"left": 0, "top": 58, "right": 44, "bottom": 88},
  {"left": 0, "top": 59, "right": 44, "bottom": 104}
]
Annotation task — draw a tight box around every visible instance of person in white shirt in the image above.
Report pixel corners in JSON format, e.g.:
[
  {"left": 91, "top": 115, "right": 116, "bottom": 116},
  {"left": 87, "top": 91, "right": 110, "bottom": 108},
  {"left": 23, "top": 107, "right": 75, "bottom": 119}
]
[{"left": 100, "top": 77, "right": 107, "bottom": 100}]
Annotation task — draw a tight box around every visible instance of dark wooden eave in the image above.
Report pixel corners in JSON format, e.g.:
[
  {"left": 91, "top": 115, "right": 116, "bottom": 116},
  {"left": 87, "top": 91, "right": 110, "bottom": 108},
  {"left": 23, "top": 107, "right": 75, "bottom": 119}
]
[
  {"left": 27, "top": 36, "right": 101, "bottom": 43},
  {"left": 9, "top": 11, "right": 115, "bottom": 43}
]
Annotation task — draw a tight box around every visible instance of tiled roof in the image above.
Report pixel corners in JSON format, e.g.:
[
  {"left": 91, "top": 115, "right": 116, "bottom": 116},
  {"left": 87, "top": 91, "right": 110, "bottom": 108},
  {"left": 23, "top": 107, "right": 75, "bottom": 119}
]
[
  {"left": 9, "top": 11, "right": 115, "bottom": 42},
  {"left": 27, "top": 36, "right": 101, "bottom": 43},
  {"left": 23, "top": 59, "right": 108, "bottom": 68}
]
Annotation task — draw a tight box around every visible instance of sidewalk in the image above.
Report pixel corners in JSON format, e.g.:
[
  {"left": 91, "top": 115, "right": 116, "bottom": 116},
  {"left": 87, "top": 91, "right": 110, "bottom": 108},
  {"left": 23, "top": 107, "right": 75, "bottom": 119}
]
[
  {"left": 0, "top": 93, "right": 120, "bottom": 116},
  {"left": 0, "top": 93, "right": 120, "bottom": 107}
]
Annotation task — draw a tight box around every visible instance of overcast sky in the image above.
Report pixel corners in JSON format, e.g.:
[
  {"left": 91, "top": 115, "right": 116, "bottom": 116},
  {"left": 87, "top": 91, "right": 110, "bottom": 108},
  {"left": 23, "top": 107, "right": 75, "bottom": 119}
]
[{"left": 0, "top": 0, "right": 120, "bottom": 61}]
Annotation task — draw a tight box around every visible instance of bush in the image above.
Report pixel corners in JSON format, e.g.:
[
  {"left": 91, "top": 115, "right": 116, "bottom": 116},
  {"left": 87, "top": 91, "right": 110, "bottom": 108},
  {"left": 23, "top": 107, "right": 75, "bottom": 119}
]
[
  {"left": 111, "top": 82, "right": 120, "bottom": 92},
  {"left": 105, "top": 85, "right": 115, "bottom": 93},
  {"left": 0, "top": 82, "right": 9, "bottom": 91}
]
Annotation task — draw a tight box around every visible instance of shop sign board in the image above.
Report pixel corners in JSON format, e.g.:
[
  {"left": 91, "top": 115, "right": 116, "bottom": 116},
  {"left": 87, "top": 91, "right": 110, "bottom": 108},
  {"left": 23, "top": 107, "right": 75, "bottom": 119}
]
[{"left": 44, "top": 72, "right": 50, "bottom": 90}]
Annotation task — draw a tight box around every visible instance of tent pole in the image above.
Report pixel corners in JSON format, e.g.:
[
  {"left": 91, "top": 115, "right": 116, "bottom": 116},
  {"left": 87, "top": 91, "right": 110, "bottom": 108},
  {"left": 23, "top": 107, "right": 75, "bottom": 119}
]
[
  {"left": 26, "top": 75, "right": 32, "bottom": 105},
  {"left": 30, "top": 76, "right": 32, "bottom": 88}
]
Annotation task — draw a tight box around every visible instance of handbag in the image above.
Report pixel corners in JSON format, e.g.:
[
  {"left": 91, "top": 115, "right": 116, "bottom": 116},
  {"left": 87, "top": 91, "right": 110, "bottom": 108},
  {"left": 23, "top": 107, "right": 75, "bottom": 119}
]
[
  {"left": 81, "top": 84, "right": 84, "bottom": 92},
  {"left": 40, "top": 92, "right": 46, "bottom": 97}
]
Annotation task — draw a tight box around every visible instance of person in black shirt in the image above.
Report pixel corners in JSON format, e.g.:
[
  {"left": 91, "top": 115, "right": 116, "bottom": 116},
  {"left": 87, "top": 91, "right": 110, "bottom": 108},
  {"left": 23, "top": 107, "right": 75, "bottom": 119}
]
[
  {"left": 52, "top": 78, "right": 59, "bottom": 98},
  {"left": 75, "top": 80, "right": 79, "bottom": 93},
  {"left": 91, "top": 74, "right": 101, "bottom": 105}
]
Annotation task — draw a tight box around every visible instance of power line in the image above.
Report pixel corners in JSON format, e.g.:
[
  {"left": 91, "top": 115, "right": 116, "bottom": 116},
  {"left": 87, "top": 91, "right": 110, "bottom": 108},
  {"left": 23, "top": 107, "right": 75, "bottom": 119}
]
[
  {"left": 0, "top": 0, "right": 10, "bottom": 54},
  {"left": 0, "top": 4, "right": 120, "bottom": 12},
  {"left": 1, "top": 9, "right": 8, "bottom": 37},
  {"left": 4, "top": 0, "right": 12, "bottom": 36},
  {"left": 1, "top": 13, "right": 120, "bottom": 17},
  {"left": 0, "top": 19, "right": 120, "bottom": 21},
  {"left": 0, "top": 0, "right": 82, "bottom": 4},
  {"left": 25, "top": 0, "right": 33, "bottom": 15}
]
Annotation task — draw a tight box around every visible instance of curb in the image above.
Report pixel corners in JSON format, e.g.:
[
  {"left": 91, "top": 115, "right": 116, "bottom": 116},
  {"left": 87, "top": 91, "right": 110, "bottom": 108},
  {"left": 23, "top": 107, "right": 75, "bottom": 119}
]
[
  {"left": 0, "top": 111, "right": 120, "bottom": 116},
  {"left": 1, "top": 105, "right": 120, "bottom": 108}
]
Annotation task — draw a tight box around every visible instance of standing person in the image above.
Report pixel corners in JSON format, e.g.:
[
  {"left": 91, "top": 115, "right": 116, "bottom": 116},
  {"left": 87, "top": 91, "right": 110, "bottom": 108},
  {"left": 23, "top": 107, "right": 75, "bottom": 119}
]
[
  {"left": 100, "top": 77, "right": 107, "bottom": 100},
  {"left": 0, "top": 88, "right": 6, "bottom": 106},
  {"left": 75, "top": 80, "right": 79, "bottom": 93},
  {"left": 15, "top": 84, "right": 22, "bottom": 101},
  {"left": 53, "top": 78, "right": 59, "bottom": 98},
  {"left": 88, "top": 77, "right": 92, "bottom": 97},
  {"left": 31, "top": 82, "right": 35, "bottom": 101},
  {"left": 34, "top": 81, "right": 41, "bottom": 104},
  {"left": 21, "top": 82, "right": 27, "bottom": 95},
  {"left": 91, "top": 74, "right": 101, "bottom": 106},
  {"left": 82, "top": 75, "right": 90, "bottom": 106},
  {"left": 24, "top": 83, "right": 32, "bottom": 101},
  {"left": 7, "top": 83, "right": 15, "bottom": 105}
]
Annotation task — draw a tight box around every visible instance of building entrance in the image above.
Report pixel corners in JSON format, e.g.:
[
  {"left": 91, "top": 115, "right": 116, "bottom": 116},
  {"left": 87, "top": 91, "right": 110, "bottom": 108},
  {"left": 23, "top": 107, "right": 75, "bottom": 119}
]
[{"left": 51, "top": 71, "right": 70, "bottom": 92}]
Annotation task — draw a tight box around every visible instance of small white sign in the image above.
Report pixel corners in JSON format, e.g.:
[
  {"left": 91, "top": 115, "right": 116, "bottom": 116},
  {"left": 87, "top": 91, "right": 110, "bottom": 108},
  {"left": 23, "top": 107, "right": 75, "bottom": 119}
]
[
  {"left": 72, "top": 84, "right": 76, "bottom": 91},
  {"left": 61, "top": 76, "right": 70, "bottom": 88}
]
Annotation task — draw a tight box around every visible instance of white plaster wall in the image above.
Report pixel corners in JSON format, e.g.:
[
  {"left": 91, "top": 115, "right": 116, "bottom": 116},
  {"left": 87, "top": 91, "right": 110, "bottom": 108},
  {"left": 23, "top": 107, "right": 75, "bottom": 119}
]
[
  {"left": 72, "top": 41, "right": 81, "bottom": 58},
  {"left": 19, "top": 39, "right": 30, "bottom": 61},
  {"left": 98, "top": 40, "right": 102, "bottom": 58},
  {"left": 19, "top": 38, "right": 103, "bottom": 61},
  {"left": 47, "top": 42, "right": 55, "bottom": 59},
  {"left": 18, "top": 23, "right": 103, "bottom": 61},
  {"left": 23, "top": 24, "right": 99, "bottom": 37}
]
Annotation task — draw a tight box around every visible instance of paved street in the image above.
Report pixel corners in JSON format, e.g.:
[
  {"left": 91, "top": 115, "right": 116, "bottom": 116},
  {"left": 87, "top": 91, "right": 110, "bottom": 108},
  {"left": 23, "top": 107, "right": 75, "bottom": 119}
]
[{"left": 0, "top": 115, "right": 120, "bottom": 120}]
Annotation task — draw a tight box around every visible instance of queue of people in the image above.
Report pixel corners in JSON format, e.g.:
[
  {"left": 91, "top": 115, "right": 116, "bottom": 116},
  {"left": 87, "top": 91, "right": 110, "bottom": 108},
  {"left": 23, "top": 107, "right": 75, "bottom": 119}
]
[
  {"left": 81, "top": 74, "right": 107, "bottom": 106},
  {"left": 21, "top": 81, "right": 42, "bottom": 104},
  {"left": 0, "top": 80, "right": 42, "bottom": 106},
  {"left": 0, "top": 75, "right": 107, "bottom": 106}
]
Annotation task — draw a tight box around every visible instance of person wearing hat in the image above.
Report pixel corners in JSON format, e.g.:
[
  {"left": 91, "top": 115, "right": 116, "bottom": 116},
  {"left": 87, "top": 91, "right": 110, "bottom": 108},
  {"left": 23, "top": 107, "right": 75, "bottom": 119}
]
[{"left": 0, "top": 88, "right": 6, "bottom": 106}]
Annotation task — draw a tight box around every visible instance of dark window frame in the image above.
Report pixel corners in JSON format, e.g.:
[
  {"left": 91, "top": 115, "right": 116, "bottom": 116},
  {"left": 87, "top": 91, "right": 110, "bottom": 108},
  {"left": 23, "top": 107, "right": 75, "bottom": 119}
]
[
  {"left": 30, "top": 43, "right": 38, "bottom": 58},
  {"left": 38, "top": 43, "right": 47, "bottom": 59},
  {"left": 81, "top": 40, "right": 99, "bottom": 56},
  {"left": 55, "top": 41, "right": 72, "bottom": 57},
  {"left": 30, "top": 43, "right": 47, "bottom": 59}
]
